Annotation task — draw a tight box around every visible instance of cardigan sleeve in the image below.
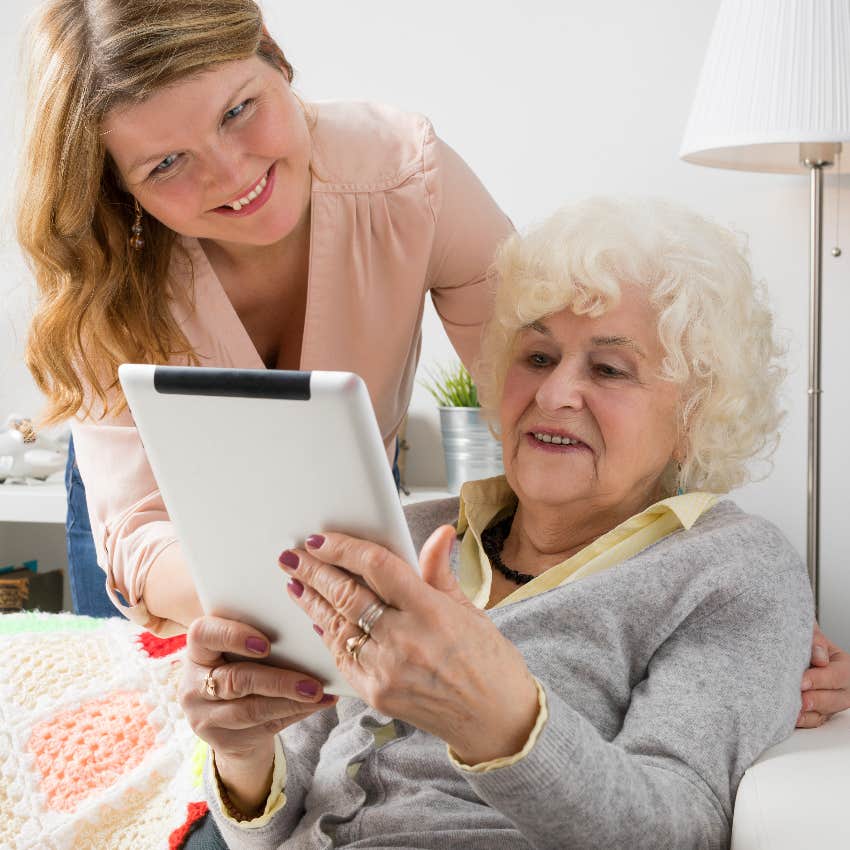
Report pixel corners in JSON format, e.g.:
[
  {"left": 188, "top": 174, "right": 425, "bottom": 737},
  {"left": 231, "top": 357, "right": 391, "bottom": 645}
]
[
  {"left": 456, "top": 566, "right": 813, "bottom": 850},
  {"left": 423, "top": 126, "right": 514, "bottom": 372},
  {"left": 204, "top": 705, "right": 340, "bottom": 848}
]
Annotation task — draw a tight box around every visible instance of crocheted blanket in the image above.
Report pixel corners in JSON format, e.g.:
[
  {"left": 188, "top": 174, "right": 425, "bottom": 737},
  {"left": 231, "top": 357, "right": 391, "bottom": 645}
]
[{"left": 0, "top": 612, "right": 210, "bottom": 850}]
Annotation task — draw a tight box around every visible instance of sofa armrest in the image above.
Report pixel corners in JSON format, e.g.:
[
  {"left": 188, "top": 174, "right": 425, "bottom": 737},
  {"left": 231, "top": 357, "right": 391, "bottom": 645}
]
[{"left": 732, "top": 709, "right": 850, "bottom": 848}]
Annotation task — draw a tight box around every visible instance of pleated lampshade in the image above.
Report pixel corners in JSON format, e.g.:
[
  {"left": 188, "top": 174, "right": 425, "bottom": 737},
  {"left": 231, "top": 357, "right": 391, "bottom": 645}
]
[{"left": 680, "top": 0, "right": 850, "bottom": 173}]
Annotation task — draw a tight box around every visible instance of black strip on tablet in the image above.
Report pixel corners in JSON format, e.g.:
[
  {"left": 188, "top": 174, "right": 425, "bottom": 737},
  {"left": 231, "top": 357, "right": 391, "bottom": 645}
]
[{"left": 153, "top": 367, "right": 311, "bottom": 400}]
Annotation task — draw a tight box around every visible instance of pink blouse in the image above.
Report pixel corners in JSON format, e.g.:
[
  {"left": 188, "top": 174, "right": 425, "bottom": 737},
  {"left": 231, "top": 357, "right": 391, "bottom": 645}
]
[{"left": 71, "top": 101, "right": 513, "bottom": 633}]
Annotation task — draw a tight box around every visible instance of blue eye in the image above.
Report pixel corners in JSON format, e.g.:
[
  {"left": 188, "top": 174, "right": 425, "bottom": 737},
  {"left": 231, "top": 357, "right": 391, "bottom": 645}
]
[
  {"left": 528, "top": 353, "right": 552, "bottom": 368},
  {"left": 153, "top": 153, "right": 179, "bottom": 174},
  {"left": 224, "top": 99, "right": 252, "bottom": 122}
]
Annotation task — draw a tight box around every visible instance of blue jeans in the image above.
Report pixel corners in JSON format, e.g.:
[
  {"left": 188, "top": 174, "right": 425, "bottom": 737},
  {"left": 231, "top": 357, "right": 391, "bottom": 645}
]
[
  {"left": 65, "top": 436, "right": 402, "bottom": 619},
  {"left": 65, "top": 437, "right": 119, "bottom": 618}
]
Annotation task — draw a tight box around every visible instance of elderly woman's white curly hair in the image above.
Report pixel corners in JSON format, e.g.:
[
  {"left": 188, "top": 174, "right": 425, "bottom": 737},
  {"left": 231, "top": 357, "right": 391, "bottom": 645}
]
[{"left": 476, "top": 197, "right": 787, "bottom": 495}]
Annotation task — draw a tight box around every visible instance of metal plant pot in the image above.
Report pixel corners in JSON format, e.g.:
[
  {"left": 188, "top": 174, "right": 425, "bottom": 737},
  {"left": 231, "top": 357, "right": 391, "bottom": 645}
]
[{"left": 438, "top": 407, "right": 504, "bottom": 494}]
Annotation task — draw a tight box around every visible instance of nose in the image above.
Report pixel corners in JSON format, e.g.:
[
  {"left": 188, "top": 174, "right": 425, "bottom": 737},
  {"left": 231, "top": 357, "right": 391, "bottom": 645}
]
[
  {"left": 200, "top": 142, "right": 244, "bottom": 203},
  {"left": 534, "top": 359, "right": 586, "bottom": 413}
]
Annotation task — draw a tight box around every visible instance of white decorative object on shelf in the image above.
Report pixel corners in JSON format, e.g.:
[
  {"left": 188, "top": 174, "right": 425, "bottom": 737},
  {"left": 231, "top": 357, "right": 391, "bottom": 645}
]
[{"left": 0, "top": 416, "right": 69, "bottom": 483}]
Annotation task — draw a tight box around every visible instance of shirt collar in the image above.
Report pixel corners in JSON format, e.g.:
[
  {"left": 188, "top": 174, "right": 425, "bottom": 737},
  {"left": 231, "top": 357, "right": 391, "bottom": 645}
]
[{"left": 456, "top": 475, "right": 715, "bottom": 536}]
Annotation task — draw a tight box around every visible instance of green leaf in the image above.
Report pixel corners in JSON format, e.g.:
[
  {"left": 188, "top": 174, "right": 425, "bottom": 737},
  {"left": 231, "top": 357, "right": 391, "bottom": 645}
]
[{"left": 419, "top": 361, "right": 479, "bottom": 407}]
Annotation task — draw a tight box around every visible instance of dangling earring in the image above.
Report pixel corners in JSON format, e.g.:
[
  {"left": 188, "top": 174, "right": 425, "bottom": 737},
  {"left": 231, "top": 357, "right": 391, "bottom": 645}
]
[
  {"left": 676, "top": 461, "right": 684, "bottom": 496},
  {"left": 129, "top": 199, "right": 145, "bottom": 251}
]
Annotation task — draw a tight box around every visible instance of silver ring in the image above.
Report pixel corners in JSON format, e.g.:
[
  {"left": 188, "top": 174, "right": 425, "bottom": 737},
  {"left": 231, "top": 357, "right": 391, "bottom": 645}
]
[
  {"left": 204, "top": 668, "right": 218, "bottom": 699},
  {"left": 345, "top": 631, "right": 370, "bottom": 662},
  {"left": 357, "top": 601, "right": 387, "bottom": 636}
]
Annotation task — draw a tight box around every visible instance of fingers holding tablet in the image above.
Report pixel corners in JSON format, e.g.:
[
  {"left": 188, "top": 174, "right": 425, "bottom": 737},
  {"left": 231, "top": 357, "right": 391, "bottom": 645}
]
[
  {"left": 279, "top": 547, "right": 393, "bottom": 645},
  {"left": 187, "top": 615, "right": 272, "bottom": 667},
  {"left": 179, "top": 614, "right": 337, "bottom": 764}
]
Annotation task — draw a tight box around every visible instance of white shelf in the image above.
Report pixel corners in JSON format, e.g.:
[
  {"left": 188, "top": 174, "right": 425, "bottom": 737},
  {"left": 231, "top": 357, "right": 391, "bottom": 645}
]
[
  {"left": 0, "top": 482, "right": 67, "bottom": 524},
  {"left": 0, "top": 482, "right": 450, "bottom": 525}
]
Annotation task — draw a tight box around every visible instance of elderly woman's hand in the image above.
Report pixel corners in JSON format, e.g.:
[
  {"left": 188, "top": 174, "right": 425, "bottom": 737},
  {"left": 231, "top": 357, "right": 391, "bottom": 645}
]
[
  {"left": 179, "top": 616, "right": 336, "bottom": 814},
  {"left": 279, "top": 528, "right": 540, "bottom": 766},
  {"left": 797, "top": 622, "right": 850, "bottom": 728}
]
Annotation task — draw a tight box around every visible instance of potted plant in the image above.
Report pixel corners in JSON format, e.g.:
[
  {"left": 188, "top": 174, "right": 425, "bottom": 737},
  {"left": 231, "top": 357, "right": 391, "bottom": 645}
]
[{"left": 421, "top": 362, "right": 503, "bottom": 494}]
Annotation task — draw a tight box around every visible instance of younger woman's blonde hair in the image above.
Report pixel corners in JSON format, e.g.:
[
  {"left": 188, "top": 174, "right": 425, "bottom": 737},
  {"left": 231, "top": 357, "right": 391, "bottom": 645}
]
[
  {"left": 18, "top": 0, "right": 294, "bottom": 424},
  {"left": 477, "top": 197, "right": 787, "bottom": 495}
]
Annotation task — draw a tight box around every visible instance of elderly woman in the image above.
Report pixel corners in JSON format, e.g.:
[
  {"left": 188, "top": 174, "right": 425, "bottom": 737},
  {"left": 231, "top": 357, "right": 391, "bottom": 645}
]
[{"left": 181, "top": 198, "right": 813, "bottom": 850}]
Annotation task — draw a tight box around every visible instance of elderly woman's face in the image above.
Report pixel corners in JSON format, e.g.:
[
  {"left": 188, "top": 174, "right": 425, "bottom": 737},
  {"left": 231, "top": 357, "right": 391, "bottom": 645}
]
[{"left": 500, "top": 285, "right": 681, "bottom": 510}]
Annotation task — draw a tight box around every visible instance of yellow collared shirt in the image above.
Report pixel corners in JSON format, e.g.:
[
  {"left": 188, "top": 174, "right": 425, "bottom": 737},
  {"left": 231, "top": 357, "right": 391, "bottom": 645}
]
[
  {"left": 445, "top": 476, "right": 717, "bottom": 773},
  {"left": 456, "top": 475, "right": 718, "bottom": 610}
]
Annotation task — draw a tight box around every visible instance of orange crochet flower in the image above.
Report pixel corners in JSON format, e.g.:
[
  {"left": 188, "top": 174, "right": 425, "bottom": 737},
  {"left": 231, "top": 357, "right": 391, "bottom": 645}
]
[{"left": 28, "top": 691, "right": 157, "bottom": 812}]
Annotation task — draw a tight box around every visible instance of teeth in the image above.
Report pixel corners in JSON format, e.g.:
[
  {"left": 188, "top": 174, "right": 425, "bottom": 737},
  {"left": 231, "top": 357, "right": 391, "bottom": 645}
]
[
  {"left": 227, "top": 173, "right": 269, "bottom": 210},
  {"left": 534, "top": 432, "right": 576, "bottom": 446}
]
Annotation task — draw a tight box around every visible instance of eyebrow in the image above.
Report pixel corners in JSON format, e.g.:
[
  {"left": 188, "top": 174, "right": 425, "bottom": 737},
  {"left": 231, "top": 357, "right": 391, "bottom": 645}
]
[
  {"left": 591, "top": 335, "right": 647, "bottom": 359},
  {"left": 126, "top": 75, "right": 259, "bottom": 174},
  {"left": 525, "top": 322, "right": 647, "bottom": 359}
]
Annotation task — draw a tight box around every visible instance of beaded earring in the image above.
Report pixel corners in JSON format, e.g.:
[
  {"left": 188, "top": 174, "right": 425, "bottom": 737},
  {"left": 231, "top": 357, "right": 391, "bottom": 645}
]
[{"left": 129, "top": 199, "right": 145, "bottom": 251}]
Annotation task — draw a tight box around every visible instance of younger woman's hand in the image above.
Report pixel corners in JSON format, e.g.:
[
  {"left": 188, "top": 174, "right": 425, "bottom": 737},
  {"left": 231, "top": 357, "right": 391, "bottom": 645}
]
[
  {"left": 798, "top": 623, "right": 850, "bottom": 728},
  {"left": 179, "top": 615, "right": 336, "bottom": 813}
]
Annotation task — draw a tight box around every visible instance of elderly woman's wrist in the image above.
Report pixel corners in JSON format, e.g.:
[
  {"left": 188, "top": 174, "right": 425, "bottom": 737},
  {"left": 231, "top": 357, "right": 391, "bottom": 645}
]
[
  {"left": 213, "top": 745, "right": 276, "bottom": 817},
  {"left": 448, "top": 676, "right": 540, "bottom": 766}
]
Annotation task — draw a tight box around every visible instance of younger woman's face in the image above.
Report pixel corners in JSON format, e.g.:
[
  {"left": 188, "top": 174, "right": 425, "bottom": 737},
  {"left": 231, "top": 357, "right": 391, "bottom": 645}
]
[{"left": 102, "top": 55, "right": 311, "bottom": 248}]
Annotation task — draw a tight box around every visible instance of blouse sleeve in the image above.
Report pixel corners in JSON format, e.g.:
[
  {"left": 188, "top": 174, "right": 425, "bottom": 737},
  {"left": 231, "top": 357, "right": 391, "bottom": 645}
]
[
  {"left": 423, "top": 127, "right": 515, "bottom": 371},
  {"left": 71, "top": 411, "right": 182, "bottom": 636}
]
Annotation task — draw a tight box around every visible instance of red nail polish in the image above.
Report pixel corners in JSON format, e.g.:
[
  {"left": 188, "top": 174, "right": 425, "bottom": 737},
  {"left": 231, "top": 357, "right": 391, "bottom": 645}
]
[
  {"left": 319, "top": 693, "right": 336, "bottom": 704},
  {"left": 287, "top": 579, "right": 304, "bottom": 598},
  {"left": 306, "top": 534, "right": 325, "bottom": 549},
  {"left": 313, "top": 624, "right": 324, "bottom": 636},
  {"left": 245, "top": 637, "right": 268, "bottom": 654},
  {"left": 279, "top": 550, "right": 299, "bottom": 569},
  {"left": 295, "top": 679, "right": 319, "bottom": 698}
]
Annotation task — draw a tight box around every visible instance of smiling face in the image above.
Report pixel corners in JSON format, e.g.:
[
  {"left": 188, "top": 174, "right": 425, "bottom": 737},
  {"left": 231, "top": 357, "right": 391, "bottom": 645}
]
[
  {"left": 499, "top": 284, "right": 682, "bottom": 515},
  {"left": 102, "top": 55, "right": 311, "bottom": 247}
]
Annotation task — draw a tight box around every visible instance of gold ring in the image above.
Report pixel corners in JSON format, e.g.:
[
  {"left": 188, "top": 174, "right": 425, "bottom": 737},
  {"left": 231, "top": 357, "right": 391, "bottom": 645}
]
[
  {"left": 357, "top": 601, "right": 387, "bottom": 636},
  {"left": 204, "top": 668, "right": 218, "bottom": 699},
  {"left": 345, "top": 631, "right": 370, "bottom": 662}
]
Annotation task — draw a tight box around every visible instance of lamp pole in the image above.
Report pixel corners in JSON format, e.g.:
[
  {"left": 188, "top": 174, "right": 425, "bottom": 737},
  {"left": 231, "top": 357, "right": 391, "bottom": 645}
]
[{"left": 801, "top": 142, "right": 840, "bottom": 616}]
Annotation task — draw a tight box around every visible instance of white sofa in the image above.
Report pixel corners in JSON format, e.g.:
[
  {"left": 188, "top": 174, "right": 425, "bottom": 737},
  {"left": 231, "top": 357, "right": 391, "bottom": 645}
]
[{"left": 731, "top": 709, "right": 850, "bottom": 848}]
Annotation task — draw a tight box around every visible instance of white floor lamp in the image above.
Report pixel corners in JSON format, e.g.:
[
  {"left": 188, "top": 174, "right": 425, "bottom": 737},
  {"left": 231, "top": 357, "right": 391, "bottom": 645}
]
[{"left": 680, "top": 0, "right": 850, "bottom": 613}]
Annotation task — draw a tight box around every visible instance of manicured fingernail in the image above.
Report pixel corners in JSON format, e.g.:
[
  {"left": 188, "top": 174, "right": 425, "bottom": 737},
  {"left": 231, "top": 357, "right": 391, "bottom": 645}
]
[
  {"left": 802, "top": 677, "right": 813, "bottom": 691},
  {"left": 295, "top": 679, "right": 319, "bottom": 698},
  {"left": 279, "top": 550, "right": 299, "bottom": 569},
  {"left": 287, "top": 579, "right": 304, "bottom": 598},
  {"left": 313, "top": 624, "right": 324, "bottom": 636},
  {"left": 319, "top": 693, "right": 336, "bottom": 703},
  {"left": 813, "top": 645, "right": 829, "bottom": 663},
  {"left": 306, "top": 534, "right": 325, "bottom": 549},
  {"left": 245, "top": 637, "right": 268, "bottom": 655}
]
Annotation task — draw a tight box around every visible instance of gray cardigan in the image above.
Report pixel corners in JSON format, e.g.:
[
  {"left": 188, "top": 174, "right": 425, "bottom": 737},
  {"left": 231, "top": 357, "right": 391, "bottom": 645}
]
[{"left": 206, "top": 498, "right": 813, "bottom": 850}]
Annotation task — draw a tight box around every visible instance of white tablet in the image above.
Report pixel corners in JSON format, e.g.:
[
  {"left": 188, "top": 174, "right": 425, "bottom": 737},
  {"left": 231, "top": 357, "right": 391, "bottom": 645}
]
[{"left": 119, "top": 364, "right": 418, "bottom": 696}]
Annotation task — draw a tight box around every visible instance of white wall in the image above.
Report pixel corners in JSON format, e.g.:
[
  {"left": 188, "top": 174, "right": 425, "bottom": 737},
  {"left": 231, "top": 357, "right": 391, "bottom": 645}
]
[{"left": 2, "top": 1, "right": 848, "bottom": 644}]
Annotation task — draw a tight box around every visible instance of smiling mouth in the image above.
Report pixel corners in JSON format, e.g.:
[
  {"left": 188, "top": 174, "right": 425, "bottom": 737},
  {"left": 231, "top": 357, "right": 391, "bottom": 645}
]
[
  {"left": 214, "top": 165, "right": 273, "bottom": 214},
  {"left": 527, "top": 430, "right": 590, "bottom": 451}
]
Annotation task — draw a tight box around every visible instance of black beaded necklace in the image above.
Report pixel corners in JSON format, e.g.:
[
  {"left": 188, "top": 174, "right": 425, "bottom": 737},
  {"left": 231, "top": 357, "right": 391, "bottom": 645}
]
[{"left": 480, "top": 512, "right": 536, "bottom": 585}]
